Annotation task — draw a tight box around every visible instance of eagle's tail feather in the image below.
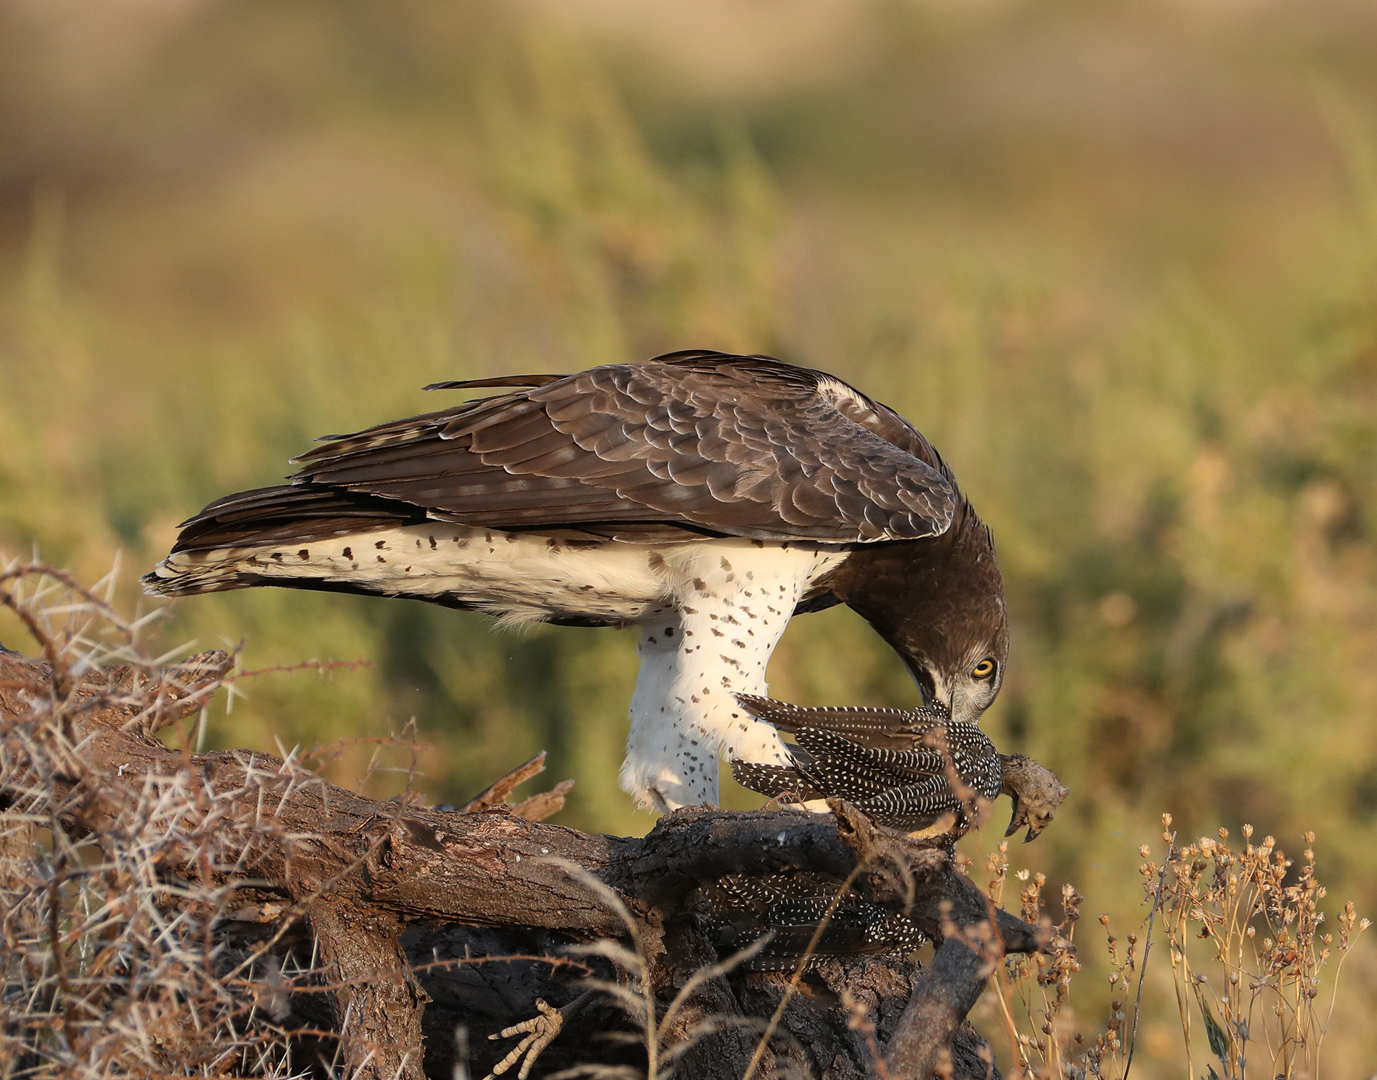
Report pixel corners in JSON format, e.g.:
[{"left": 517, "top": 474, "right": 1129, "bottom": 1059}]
[
  {"left": 142, "top": 546, "right": 333, "bottom": 597},
  {"left": 143, "top": 483, "right": 433, "bottom": 598}
]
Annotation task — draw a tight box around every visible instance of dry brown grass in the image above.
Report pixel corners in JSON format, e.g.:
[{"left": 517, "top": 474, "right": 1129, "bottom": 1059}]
[{"left": 973, "top": 820, "right": 1369, "bottom": 1080}]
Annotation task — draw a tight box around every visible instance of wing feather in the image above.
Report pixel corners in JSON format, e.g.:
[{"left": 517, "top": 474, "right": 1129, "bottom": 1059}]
[{"left": 177, "top": 351, "right": 957, "bottom": 549}]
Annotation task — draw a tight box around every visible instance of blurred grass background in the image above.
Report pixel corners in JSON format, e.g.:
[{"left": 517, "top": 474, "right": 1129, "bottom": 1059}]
[{"left": 2, "top": 0, "right": 1377, "bottom": 1067}]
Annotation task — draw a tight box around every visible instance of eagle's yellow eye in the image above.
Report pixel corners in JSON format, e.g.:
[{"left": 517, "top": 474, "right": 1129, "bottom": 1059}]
[{"left": 971, "top": 658, "right": 996, "bottom": 679}]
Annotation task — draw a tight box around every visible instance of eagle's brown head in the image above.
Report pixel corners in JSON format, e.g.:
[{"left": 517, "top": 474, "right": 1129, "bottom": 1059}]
[{"left": 824, "top": 500, "right": 1008, "bottom": 726}]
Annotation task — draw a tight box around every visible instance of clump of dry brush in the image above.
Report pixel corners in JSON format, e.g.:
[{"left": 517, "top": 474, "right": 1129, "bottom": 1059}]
[
  {"left": 0, "top": 560, "right": 343, "bottom": 1079},
  {"left": 1141, "top": 815, "right": 1366, "bottom": 1080},
  {"left": 972, "top": 813, "right": 1368, "bottom": 1080}
]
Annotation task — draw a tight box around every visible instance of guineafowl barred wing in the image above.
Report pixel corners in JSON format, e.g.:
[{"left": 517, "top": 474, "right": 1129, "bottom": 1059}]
[
  {"left": 234, "top": 351, "right": 956, "bottom": 548},
  {"left": 734, "top": 693, "right": 947, "bottom": 751},
  {"left": 852, "top": 776, "right": 975, "bottom": 832},
  {"left": 791, "top": 728, "right": 952, "bottom": 790},
  {"left": 695, "top": 874, "right": 926, "bottom": 971},
  {"left": 727, "top": 761, "right": 825, "bottom": 802},
  {"left": 731, "top": 697, "right": 1005, "bottom": 832}
]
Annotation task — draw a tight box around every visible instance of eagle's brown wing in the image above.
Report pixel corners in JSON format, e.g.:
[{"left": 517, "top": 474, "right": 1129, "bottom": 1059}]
[{"left": 172, "top": 351, "right": 955, "bottom": 551}]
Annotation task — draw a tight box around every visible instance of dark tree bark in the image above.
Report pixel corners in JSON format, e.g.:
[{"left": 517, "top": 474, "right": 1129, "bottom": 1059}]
[{"left": 0, "top": 648, "right": 1045, "bottom": 1080}]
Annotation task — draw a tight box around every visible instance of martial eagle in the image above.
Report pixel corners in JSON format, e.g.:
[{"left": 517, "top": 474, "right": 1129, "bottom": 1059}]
[{"left": 144, "top": 351, "right": 1008, "bottom": 811}]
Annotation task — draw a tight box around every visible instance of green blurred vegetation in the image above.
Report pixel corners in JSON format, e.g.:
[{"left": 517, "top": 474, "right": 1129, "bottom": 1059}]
[{"left": 2, "top": 0, "right": 1377, "bottom": 1066}]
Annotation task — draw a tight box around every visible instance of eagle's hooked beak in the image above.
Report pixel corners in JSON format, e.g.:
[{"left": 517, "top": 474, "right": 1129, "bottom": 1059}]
[{"left": 906, "top": 662, "right": 944, "bottom": 713}]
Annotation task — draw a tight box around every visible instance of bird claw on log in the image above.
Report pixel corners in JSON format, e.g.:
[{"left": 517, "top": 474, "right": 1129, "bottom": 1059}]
[
  {"left": 0, "top": 646, "right": 1051, "bottom": 1080},
  {"left": 483, "top": 995, "right": 580, "bottom": 1080},
  {"left": 1000, "top": 754, "right": 1070, "bottom": 842}
]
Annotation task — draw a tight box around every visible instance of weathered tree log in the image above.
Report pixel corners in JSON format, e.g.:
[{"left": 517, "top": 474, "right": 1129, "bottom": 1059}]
[{"left": 0, "top": 648, "right": 1044, "bottom": 1079}]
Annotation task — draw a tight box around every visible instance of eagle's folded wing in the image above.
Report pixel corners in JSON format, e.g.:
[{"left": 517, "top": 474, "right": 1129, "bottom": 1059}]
[{"left": 280, "top": 352, "right": 955, "bottom": 544}]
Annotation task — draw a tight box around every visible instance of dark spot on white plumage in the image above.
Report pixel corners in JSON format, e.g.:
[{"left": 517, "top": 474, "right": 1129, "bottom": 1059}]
[
  {"left": 711, "top": 628, "right": 724, "bottom": 637},
  {"left": 404, "top": 566, "right": 412, "bottom": 572},
  {"left": 375, "top": 540, "right": 387, "bottom": 549},
  {"left": 377, "top": 555, "right": 386, "bottom": 563},
  {"left": 428, "top": 535, "right": 437, "bottom": 549},
  {"left": 720, "top": 557, "right": 732, "bottom": 571},
  {"left": 647, "top": 636, "right": 658, "bottom": 645},
  {"left": 484, "top": 532, "right": 493, "bottom": 543},
  {"left": 692, "top": 577, "right": 707, "bottom": 591},
  {"left": 683, "top": 606, "right": 698, "bottom": 615},
  {"left": 648, "top": 552, "right": 666, "bottom": 570},
  {"left": 342, "top": 546, "right": 352, "bottom": 559},
  {"left": 272, "top": 552, "right": 284, "bottom": 561},
  {"left": 298, "top": 549, "right": 310, "bottom": 560},
  {"left": 665, "top": 627, "right": 674, "bottom": 636},
  {"left": 725, "top": 573, "right": 735, "bottom": 582},
  {"left": 415, "top": 538, "right": 422, "bottom": 549}
]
